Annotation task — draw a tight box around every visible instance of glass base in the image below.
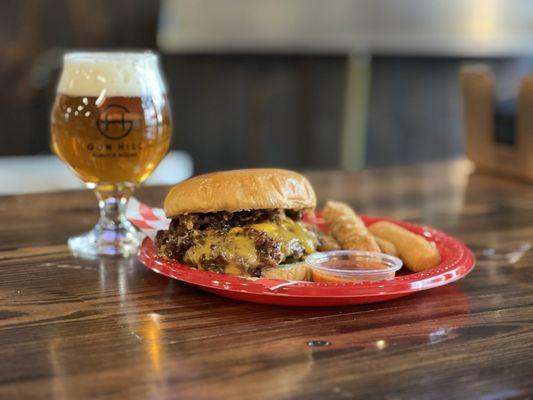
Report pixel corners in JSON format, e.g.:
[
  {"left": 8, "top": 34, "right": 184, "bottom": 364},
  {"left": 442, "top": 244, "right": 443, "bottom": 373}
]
[{"left": 68, "top": 221, "right": 142, "bottom": 259}]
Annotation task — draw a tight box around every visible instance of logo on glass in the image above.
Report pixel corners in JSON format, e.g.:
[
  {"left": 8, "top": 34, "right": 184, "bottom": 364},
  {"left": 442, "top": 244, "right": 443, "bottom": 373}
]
[{"left": 97, "top": 104, "right": 134, "bottom": 140}]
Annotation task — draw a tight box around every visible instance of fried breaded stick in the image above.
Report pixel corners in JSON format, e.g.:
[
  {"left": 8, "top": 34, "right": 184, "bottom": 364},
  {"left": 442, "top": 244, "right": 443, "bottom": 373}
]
[
  {"left": 317, "top": 232, "right": 341, "bottom": 251},
  {"left": 369, "top": 221, "right": 441, "bottom": 272},
  {"left": 261, "top": 263, "right": 311, "bottom": 281},
  {"left": 375, "top": 236, "right": 399, "bottom": 257},
  {"left": 323, "top": 201, "right": 380, "bottom": 252}
]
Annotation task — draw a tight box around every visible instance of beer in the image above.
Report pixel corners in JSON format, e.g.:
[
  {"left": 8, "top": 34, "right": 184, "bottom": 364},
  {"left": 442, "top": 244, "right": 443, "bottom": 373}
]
[
  {"left": 51, "top": 95, "right": 171, "bottom": 184},
  {"left": 50, "top": 52, "right": 172, "bottom": 257},
  {"left": 51, "top": 53, "right": 171, "bottom": 185}
]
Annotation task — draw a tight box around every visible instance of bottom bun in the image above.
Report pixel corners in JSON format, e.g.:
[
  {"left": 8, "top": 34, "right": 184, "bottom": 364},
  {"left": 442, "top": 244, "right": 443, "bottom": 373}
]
[{"left": 261, "top": 263, "right": 312, "bottom": 281}]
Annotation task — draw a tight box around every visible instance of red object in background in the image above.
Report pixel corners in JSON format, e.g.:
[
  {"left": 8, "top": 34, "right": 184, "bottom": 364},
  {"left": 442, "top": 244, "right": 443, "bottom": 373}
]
[{"left": 137, "top": 216, "right": 475, "bottom": 306}]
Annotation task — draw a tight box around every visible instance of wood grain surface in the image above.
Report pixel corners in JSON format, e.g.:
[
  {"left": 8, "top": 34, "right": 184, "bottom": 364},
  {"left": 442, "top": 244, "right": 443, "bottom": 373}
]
[{"left": 0, "top": 159, "right": 532, "bottom": 400}]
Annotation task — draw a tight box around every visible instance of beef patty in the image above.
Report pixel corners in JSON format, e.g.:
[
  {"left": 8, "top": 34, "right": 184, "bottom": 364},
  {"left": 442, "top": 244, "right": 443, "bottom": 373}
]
[{"left": 155, "top": 209, "right": 315, "bottom": 277}]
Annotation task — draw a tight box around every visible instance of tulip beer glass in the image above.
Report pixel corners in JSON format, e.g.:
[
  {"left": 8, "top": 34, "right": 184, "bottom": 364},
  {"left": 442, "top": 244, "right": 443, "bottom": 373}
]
[{"left": 51, "top": 52, "right": 171, "bottom": 257}]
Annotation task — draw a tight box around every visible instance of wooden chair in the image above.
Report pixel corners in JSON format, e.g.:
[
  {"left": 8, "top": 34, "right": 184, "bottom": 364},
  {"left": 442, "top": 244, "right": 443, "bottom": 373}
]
[{"left": 460, "top": 65, "right": 533, "bottom": 181}]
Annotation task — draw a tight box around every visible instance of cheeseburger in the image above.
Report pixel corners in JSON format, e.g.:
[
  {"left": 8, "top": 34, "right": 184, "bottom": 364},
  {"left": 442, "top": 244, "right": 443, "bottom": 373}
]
[{"left": 156, "top": 169, "right": 318, "bottom": 278}]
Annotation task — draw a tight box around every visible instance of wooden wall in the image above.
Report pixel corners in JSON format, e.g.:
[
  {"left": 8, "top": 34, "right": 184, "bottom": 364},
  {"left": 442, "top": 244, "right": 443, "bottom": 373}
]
[
  {"left": 1, "top": 1, "right": 345, "bottom": 172},
  {"left": 7, "top": 0, "right": 525, "bottom": 173},
  {"left": 1, "top": 0, "right": 159, "bottom": 155},
  {"left": 163, "top": 55, "right": 345, "bottom": 172}
]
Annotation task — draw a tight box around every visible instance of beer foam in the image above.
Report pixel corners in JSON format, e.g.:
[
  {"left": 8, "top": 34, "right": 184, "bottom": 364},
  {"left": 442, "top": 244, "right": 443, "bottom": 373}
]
[{"left": 57, "top": 52, "right": 166, "bottom": 97}]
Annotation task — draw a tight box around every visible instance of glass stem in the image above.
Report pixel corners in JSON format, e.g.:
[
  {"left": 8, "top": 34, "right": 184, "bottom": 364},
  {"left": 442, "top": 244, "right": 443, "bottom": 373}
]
[{"left": 94, "top": 185, "right": 135, "bottom": 231}]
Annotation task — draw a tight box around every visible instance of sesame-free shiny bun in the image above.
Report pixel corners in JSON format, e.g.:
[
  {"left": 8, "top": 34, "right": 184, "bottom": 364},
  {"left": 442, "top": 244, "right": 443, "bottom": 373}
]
[{"left": 164, "top": 169, "right": 316, "bottom": 217}]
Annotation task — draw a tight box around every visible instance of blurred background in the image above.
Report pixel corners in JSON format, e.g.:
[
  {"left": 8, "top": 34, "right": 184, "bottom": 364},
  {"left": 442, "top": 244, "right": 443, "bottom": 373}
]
[{"left": 3, "top": 0, "right": 533, "bottom": 193}]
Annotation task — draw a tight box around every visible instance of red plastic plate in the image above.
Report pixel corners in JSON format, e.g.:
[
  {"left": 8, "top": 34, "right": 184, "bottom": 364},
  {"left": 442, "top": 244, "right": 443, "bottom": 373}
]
[{"left": 137, "top": 216, "right": 475, "bottom": 306}]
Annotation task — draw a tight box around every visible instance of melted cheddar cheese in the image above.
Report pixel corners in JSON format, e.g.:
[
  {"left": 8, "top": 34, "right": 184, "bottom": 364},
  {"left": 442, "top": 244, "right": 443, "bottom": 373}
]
[
  {"left": 251, "top": 218, "right": 317, "bottom": 257},
  {"left": 184, "top": 227, "right": 258, "bottom": 275},
  {"left": 183, "top": 218, "right": 317, "bottom": 275}
]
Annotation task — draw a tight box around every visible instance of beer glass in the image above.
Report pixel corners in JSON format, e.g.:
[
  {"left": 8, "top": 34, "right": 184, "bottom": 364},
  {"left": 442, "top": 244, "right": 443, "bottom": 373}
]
[{"left": 50, "top": 51, "right": 172, "bottom": 257}]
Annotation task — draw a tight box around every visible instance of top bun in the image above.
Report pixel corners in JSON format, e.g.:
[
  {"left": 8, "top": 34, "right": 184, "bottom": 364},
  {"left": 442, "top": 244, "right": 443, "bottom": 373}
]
[{"left": 164, "top": 168, "right": 316, "bottom": 217}]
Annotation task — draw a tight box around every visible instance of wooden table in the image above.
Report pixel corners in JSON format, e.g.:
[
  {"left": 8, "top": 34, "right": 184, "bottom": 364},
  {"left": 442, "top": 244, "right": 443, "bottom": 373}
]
[{"left": 1, "top": 159, "right": 532, "bottom": 399}]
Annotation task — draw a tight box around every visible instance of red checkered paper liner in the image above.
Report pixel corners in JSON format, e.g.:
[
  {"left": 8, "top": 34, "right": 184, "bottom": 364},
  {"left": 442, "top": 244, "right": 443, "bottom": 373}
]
[
  {"left": 127, "top": 198, "right": 304, "bottom": 291},
  {"left": 126, "top": 198, "right": 170, "bottom": 240}
]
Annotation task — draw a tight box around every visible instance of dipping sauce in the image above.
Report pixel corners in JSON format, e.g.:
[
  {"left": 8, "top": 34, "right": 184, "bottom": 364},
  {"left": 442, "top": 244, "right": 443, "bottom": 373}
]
[{"left": 306, "top": 250, "right": 402, "bottom": 283}]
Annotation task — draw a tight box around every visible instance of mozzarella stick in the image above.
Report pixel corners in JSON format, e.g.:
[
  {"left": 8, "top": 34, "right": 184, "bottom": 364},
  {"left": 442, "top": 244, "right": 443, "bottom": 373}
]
[
  {"left": 369, "top": 221, "right": 441, "bottom": 272},
  {"left": 323, "top": 201, "right": 380, "bottom": 252},
  {"left": 317, "top": 232, "right": 341, "bottom": 251},
  {"left": 261, "top": 263, "right": 311, "bottom": 281},
  {"left": 375, "top": 236, "right": 399, "bottom": 257}
]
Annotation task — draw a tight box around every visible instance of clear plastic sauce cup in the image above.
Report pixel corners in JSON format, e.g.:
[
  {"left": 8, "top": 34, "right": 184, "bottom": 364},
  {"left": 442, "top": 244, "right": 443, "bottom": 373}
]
[{"left": 305, "top": 250, "right": 403, "bottom": 283}]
